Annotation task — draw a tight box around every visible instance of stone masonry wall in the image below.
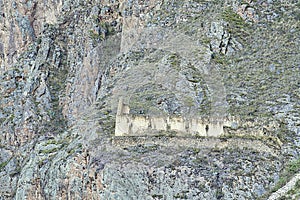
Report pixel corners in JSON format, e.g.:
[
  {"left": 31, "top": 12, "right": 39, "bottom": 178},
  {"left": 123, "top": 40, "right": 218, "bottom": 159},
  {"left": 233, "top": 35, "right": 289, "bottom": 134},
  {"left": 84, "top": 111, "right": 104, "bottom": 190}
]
[
  {"left": 115, "top": 98, "right": 232, "bottom": 137},
  {"left": 115, "top": 114, "right": 228, "bottom": 137}
]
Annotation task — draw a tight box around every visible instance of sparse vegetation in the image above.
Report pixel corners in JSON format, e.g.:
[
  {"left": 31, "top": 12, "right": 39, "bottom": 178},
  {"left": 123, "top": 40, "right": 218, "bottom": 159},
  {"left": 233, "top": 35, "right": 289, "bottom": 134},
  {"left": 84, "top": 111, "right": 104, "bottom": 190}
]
[
  {"left": 211, "top": 53, "right": 230, "bottom": 65},
  {"left": 221, "top": 8, "right": 251, "bottom": 40},
  {"left": 0, "top": 160, "right": 9, "bottom": 170},
  {"left": 0, "top": 0, "right": 299, "bottom": 199},
  {"left": 39, "top": 147, "right": 59, "bottom": 154},
  {"left": 286, "top": 179, "right": 300, "bottom": 198},
  {"left": 266, "top": 158, "right": 300, "bottom": 196}
]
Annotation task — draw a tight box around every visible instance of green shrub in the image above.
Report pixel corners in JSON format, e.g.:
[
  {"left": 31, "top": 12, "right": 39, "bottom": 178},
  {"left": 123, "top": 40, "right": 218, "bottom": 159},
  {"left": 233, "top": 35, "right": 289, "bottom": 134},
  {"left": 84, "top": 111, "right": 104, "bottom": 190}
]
[
  {"left": 0, "top": 160, "right": 9, "bottom": 170},
  {"left": 287, "top": 159, "right": 300, "bottom": 174}
]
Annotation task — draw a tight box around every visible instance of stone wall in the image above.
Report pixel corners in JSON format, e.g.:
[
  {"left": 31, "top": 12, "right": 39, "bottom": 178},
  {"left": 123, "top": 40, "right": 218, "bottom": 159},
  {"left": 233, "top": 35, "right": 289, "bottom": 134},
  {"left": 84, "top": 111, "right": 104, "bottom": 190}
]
[
  {"left": 115, "top": 114, "right": 230, "bottom": 137},
  {"left": 115, "top": 98, "right": 233, "bottom": 137}
]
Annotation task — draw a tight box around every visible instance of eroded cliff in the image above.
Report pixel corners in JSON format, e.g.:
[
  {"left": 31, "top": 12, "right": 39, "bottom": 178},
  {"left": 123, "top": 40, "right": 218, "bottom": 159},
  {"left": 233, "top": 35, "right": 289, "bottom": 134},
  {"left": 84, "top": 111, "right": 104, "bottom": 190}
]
[{"left": 0, "top": 0, "right": 300, "bottom": 199}]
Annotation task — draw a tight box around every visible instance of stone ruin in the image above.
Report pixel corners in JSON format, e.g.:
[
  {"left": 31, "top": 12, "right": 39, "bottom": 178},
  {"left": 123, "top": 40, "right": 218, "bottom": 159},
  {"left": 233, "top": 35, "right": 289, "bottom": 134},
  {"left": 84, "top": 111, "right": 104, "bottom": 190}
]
[{"left": 115, "top": 98, "right": 235, "bottom": 137}]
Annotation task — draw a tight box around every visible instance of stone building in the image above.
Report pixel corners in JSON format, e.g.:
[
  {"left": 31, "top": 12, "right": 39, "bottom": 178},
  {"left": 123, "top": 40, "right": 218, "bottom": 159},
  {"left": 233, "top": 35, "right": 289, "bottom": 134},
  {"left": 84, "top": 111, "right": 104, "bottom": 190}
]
[{"left": 115, "top": 98, "right": 233, "bottom": 137}]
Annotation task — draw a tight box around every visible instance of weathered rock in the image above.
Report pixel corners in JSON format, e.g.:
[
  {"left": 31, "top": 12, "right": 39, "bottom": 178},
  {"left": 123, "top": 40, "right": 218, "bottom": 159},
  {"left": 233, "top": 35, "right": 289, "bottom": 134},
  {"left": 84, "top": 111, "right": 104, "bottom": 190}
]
[{"left": 0, "top": 0, "right": 299, "bottom": 199}]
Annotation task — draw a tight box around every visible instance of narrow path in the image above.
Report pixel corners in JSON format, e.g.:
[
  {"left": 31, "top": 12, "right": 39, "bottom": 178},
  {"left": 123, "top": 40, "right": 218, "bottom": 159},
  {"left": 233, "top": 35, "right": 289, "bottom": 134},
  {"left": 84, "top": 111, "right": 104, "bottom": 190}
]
[{"left": 268, "top": 173, "right": 300, "bottom": 200}]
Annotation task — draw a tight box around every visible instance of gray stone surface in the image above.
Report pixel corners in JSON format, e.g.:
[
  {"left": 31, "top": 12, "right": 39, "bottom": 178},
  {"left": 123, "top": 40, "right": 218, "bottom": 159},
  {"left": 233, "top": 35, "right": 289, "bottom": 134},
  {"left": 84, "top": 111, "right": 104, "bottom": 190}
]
[{"left": 0, "top": 0, "right": 299, "bottom": 199}]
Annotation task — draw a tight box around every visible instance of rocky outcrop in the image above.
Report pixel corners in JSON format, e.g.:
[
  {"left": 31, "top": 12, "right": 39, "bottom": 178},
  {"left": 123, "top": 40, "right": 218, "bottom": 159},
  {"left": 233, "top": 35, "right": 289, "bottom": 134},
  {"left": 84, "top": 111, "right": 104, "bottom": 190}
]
[
  {"left": 0, "top": 0, "right": 299, "bottom": 199},
  {"left": 0, "top": 0, "right": 63, "bottom": 70}
]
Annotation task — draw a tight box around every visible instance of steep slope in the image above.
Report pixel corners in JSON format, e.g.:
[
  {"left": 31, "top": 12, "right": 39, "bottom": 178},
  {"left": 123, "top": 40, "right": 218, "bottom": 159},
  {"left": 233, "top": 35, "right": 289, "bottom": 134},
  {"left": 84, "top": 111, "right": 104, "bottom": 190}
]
[{"left": 0, "top": 0, "right": 299, "bottom": 199}]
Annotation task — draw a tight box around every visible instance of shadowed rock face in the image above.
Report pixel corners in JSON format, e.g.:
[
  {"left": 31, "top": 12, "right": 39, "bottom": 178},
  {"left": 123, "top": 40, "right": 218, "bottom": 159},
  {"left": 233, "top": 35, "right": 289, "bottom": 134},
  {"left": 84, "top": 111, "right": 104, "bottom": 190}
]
[
  {"left": 0, "top": 0, "right": 300, "bottom": 199},
  {"left": 0, "top": 0, "right": 63, "bottom": 69}
]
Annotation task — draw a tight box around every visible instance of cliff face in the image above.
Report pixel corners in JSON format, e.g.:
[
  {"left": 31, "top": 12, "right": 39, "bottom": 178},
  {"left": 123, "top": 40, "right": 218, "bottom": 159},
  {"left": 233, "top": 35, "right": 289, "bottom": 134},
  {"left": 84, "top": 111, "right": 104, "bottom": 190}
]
[{"left": 0, "top": 0, "right": 300, "bottom": 199}]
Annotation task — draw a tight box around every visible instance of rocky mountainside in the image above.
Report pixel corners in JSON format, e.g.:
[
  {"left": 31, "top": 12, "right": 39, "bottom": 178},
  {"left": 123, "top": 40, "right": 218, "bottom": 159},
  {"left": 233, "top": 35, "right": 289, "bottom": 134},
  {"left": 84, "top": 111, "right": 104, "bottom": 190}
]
[{"left": 0, "top": 0, "right": 299, "bottom": 199}]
